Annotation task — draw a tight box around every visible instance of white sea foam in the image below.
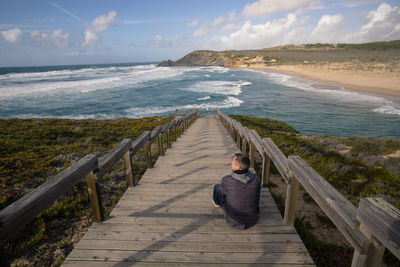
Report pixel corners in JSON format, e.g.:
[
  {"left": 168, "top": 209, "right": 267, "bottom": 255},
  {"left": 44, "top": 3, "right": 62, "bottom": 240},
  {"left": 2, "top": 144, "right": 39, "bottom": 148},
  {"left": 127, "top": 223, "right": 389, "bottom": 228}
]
[
  {"left": 125, "top": 96, "right": 243, "bottom": 118},
  {"left": 198, "top": 96, "right": 211, "bottom": 101},
  {"left": 0, "top": 64, "right": 187, "bottom": 100},
  {"left": 181, "top": 80, "right": 251, "bottom": 96},
  {"left": 373, "top": 105, "right": 400, "bottom": 116}
]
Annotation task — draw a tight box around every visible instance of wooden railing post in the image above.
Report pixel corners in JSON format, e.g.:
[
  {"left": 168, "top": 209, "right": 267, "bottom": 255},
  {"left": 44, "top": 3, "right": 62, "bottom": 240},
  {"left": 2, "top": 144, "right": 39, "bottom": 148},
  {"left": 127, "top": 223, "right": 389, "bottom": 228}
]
[
  {"left": 167, "top": 129, "right": 171, "bottom": 148},
  {"left": 242, "top": 138, "right": 247, "bottom": 155},
  {"left": 123, "top": 150, "right": 135, "bottom": 187},
  {"left": 283, "top": 175, "right": 299, "bottom": 226},
  {"left": 236, "top": 131, "right": 241, "bottom": 148},
  {"left": 262, "top": 152, "right": 270, "bottom": 187},
  {"left": 158, "top": 134, "right": 164, "bottom": 156},
  {"left": 350, "top": 233, "right": 384, "bottom": 267},
  {"left": 352, "top": 197, "right": 400, "bottom": 267},
  {"left": 249, "top": 142, "right": 255, "bottom": 168},
  {"left": 86, "top": 171, "right": 104, "bottom": 223},
  {"left": 144, "top": 140, "right": 152, "bottom": 168}
]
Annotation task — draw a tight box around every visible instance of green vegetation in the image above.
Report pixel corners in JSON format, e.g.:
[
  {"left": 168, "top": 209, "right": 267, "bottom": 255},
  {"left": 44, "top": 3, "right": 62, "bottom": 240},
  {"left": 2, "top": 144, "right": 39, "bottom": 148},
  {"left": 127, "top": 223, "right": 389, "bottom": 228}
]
[
  {"left": 337, "top": 40, "right": 400, "bottom": 50},
  {"left": 0, "top": 116, "right": 172, "bottom": 265},
  {"left": 231, "top": 114, "right": 400, "bottom": 267}
]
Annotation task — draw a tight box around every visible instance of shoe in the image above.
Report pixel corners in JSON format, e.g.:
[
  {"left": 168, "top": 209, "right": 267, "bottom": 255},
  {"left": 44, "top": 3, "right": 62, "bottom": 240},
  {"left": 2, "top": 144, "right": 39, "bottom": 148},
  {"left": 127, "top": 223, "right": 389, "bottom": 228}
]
[{"left": 211, "top": 198, "right": 220, "bottom": 208}]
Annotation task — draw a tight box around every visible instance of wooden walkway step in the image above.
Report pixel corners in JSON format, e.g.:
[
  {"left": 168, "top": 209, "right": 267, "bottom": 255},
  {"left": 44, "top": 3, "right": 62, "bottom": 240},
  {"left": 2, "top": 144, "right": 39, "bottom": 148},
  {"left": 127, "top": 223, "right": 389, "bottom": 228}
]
[{"left": 63, "top": 116, "right": 314, "bottom": 266}]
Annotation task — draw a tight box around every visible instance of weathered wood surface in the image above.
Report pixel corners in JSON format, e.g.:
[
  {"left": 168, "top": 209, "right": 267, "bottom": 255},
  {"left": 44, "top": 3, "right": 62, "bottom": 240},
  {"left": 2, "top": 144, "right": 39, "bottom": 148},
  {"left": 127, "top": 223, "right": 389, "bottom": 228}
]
[
  {"left": 288, "top": 156, "right": 368, "bottom": 252},
  {"left": 64, "top": 116, "right": 314, "bottom": 266},
  {"left": 357, "top": 198, "right": 400, "bottom": 259}
]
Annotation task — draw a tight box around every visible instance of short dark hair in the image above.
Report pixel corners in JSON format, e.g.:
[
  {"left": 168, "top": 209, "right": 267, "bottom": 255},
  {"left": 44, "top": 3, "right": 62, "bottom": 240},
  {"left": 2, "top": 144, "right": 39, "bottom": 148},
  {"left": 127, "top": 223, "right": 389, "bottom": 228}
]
[{"left": 234, "top": 153, "right": 250, "bottom": 171}]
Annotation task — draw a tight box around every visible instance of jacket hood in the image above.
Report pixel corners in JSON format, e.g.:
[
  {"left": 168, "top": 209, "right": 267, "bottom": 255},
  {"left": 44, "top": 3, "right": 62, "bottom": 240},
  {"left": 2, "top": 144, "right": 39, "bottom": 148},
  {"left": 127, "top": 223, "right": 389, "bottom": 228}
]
[{"left": 230, "top": 170, "right": 256, "bottom": 184}]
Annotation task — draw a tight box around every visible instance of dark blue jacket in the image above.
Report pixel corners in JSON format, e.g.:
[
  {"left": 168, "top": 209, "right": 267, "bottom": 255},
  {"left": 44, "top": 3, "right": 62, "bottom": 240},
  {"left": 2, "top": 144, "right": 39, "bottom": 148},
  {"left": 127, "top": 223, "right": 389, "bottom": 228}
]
[{"left": 218, "top": 170, "right": 261, "bottom": 229}]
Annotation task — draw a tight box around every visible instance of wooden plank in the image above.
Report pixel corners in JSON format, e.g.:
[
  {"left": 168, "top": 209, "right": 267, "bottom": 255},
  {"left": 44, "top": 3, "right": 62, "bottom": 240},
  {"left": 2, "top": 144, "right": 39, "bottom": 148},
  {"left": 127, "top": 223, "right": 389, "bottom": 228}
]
[
  {"left": 97, "top": 139, "right": 132, "bottom": 178},
  {"left": 288, "top": 156, "right": 368, "bottom": 252},
  {"left": 75, "top": 239, "right": 306, "bottom": 253},
  {"left": 66, "top": 250, "right": 313, "bottom": 264},
  {"left": 357, "top": 198, "right": 400, "bottom": 259},
  {"left": 102, "top": 214, "right": 284, "bottom": 225},
  {"left": 262, "top": 138, "right": 290, "bottom": 183},
  {"left": 88, "top": 223, "right": 295, "bottom": 234},
  {"left": 0, "top": 155, "right": 98, "bottom": 241},
  {"left": 109, "top": 206, "right": 280, "bottom": 215},
  {"left": 82, "top": 230, "right": 303, "bottom": 243},
  {"left": 63, "top": 262, "right": 315, "bottom": 267}
]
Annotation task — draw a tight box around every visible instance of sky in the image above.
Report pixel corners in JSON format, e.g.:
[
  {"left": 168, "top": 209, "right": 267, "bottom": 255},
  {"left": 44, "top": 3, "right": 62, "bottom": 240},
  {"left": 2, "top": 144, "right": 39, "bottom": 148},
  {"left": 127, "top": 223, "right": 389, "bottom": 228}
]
[{"left": 1, "top": 0, "right": 400, "bottom": 67}]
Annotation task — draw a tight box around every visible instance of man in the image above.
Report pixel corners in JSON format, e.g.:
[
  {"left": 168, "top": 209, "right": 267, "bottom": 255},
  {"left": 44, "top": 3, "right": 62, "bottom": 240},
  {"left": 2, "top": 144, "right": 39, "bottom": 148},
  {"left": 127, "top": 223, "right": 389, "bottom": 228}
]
[{"left": 212, "top": 153, "right": 261, "bottom": 229}]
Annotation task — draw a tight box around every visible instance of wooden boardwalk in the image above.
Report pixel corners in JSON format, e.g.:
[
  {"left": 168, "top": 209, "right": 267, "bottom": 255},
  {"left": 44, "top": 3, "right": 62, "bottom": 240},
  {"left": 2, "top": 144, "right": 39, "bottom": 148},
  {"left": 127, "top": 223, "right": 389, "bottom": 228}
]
[{"left": 63, "top": 116, "right": 314, "bottom": 266}]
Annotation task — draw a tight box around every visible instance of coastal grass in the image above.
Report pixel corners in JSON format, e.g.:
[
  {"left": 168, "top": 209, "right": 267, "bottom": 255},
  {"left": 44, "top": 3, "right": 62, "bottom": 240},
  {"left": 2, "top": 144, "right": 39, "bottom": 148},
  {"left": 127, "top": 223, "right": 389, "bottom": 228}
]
[
  {"left": 0, "top": 116, "right": 172, "bottom": 265},
  {"left": 231, "top": 114, "right": 400, "bottom": 267}
]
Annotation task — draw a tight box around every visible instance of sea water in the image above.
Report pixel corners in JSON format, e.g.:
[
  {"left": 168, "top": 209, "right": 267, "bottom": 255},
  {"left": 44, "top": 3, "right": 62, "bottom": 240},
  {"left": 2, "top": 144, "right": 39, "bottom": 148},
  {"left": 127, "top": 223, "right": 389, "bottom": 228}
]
[{"left": 0, "top": 62, "right": 399, "bottom": 137}]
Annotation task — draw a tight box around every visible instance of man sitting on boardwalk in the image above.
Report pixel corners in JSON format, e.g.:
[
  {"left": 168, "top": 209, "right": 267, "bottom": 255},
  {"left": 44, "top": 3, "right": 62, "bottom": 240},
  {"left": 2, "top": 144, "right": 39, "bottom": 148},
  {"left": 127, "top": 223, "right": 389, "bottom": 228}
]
[{"left": 212, "top": 153, "right": 261, "bottom": 229}]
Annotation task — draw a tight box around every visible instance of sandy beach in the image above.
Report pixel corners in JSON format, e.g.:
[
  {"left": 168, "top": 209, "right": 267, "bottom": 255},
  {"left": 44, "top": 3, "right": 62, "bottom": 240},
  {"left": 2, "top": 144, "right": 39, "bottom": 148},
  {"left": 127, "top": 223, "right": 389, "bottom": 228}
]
[{"left": 254, "top": 64, "right": 400, "bottom": 97}]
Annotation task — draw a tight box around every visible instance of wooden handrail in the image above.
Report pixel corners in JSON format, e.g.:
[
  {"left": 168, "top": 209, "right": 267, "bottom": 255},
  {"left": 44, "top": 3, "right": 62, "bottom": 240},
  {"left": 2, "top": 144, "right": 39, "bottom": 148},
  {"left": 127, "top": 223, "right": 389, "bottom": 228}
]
[
  {"left": 0, "top": 154, "right": 98, "bottom": 241},
  {"left": 217, "top": 109, "right": 400, "bottom": 266},
  {"left": 288, "top": 156, "right": 368, "bottom": 252},
  {"left": 0, "top": 112, "right": 198, "bottom": 266},
  {"left": 357, "top": 198, "right": 400, "bottom": 260}
]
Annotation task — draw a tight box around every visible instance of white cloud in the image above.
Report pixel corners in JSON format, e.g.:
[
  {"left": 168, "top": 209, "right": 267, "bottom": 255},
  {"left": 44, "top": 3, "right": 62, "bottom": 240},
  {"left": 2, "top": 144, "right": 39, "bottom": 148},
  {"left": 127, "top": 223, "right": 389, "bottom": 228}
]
[
  {"left": 242, "top": 0, "right": 318, "bottom": 17},
  {"left": 309, "top": 14, "right": 345, "bottom": 42},
  {"left": 194, "top": 11, "right": 237, "bottom": 37},
  {"left": 341, "top": 0, "right": 383, "bottom": 8},
  {"left": 30, "top": 29, "right": 70, "bottom": 48},
  {"left": 150, "top": 34, "right": 189, "bottom": 48},
  {"left": 222, "top": 24, "right": 242, "bottom": 33},
  {"left": 1, "top": 28, "right": 23, "bottom": 45},
  {"left": 82, "top": 11, "right": 117, "bottom": 47},
  {"left": 358, "top": 3, "right": 400, "bottom": 41},
  {"left": 187, "top": 20, "right": 198, "bottom": 27},
  {"left": 207, "top": 13, "right": 303, "bottom": 50},
  {"left": 194, "top": 24, "right": 209, "bottom": 37}
]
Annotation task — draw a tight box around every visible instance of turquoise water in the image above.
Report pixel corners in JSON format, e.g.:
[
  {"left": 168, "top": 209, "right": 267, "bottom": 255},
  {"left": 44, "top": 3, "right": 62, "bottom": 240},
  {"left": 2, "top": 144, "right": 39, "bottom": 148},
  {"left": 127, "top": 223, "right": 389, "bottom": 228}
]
[{"left": 0, "top": 63, "right": 399, "bottom": 137}]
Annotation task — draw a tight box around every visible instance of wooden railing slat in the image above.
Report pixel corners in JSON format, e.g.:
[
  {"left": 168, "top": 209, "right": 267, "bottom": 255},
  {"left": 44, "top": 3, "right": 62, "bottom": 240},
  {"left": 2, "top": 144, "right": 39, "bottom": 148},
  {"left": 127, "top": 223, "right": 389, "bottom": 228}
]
[
  {"left": 358, "top": 198, "right": 400, "bottom": 259},
  {"left": 288, "top": 156, "right": 368, "bottom": 252},
  {"left": 262, "top": 138, "right": 290, "bottom": 184},
  {"left": 150, "top": 126, "right": 162, "bottom": 143},
  {"left": 97, "top": 139, "right": 132, "bottom": 178},
  {"left": 0, "top": 154, "right": 98, "bottom": 241},
  {"left": 131, "top": 131, "right": 151, "bottom": 155}
]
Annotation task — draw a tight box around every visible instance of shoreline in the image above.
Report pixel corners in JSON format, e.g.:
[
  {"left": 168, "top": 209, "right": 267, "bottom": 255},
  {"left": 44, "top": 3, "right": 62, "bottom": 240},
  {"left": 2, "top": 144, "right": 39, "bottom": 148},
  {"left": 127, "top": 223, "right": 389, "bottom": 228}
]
[{"left": 243, "top": 65, "right": 400, "bottom": 97}]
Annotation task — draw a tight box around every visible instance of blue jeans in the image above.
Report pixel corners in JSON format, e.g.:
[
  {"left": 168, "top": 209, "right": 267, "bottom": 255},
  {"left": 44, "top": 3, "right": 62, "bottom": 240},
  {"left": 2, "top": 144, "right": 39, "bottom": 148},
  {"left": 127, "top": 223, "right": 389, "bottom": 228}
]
[{"left": 213, "top": 184, "right": 225, "bottom": 209}]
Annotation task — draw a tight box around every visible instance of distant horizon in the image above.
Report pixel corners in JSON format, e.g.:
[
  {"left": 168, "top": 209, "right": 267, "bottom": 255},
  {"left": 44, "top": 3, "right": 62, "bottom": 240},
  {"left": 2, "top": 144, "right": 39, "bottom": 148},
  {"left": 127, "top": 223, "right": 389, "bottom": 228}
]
[
  {"left": 1, "top": 0, "right": 399, "bottom": 67},
  {"left": 1, "top": 39, "right": 399, "bottom": 68}
]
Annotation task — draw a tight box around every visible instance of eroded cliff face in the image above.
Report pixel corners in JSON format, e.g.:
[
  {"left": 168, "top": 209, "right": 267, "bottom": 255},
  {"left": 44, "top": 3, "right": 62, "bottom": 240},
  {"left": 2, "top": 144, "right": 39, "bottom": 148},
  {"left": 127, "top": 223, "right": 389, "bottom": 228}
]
[
  {"left": 158, "top": 50, "right": 272, "bottom": 67},
  {"left": 159, "top": 51, "right": 230, "bottom": 67}
]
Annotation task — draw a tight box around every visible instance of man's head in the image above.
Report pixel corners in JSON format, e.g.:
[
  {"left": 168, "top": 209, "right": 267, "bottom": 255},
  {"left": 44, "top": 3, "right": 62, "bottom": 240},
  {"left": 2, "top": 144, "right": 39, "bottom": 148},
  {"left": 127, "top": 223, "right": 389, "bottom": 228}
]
[{"left": 231, "top": 153, "right": 250, "bottom": 172}]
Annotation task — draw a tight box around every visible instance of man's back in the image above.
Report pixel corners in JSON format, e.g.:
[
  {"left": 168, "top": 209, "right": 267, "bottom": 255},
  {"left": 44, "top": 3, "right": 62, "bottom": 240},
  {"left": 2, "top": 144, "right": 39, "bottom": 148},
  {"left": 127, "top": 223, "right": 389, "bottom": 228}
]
[{"left": 219, "top": 171, "right": 261, "bottom": 229}]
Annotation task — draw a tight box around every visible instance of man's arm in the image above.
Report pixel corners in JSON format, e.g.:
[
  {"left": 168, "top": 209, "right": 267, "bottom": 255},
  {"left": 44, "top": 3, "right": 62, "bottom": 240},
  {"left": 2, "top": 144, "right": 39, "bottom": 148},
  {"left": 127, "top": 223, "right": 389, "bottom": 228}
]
[{"left": 218, "top": 176, "right": 229, "bottom": 196}]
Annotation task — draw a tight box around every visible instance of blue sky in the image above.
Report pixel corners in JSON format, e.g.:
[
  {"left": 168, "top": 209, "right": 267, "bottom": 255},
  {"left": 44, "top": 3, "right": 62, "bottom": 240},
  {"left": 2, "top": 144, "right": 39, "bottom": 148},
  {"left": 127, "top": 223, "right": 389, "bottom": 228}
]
[{"left": 1, "top": 0, "right": 399, "bottom": 67}]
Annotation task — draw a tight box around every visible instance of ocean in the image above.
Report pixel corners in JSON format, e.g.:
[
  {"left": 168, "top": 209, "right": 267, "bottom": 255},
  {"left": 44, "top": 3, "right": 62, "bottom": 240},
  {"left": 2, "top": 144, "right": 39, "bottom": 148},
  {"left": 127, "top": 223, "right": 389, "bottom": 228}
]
[{"left": 0, "top": 62, "right": 399, "bottom": 137}]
